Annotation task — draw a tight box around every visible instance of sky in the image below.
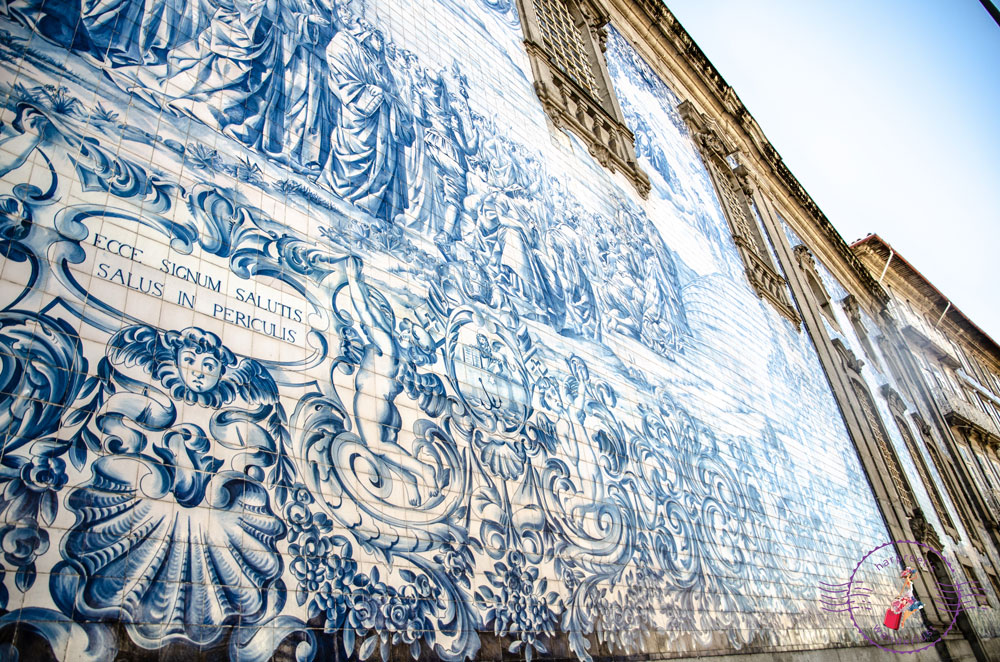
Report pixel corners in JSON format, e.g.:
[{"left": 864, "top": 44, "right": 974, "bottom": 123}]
[{"left": 664, "top": 0, "right": 1000, "bottom": 343}]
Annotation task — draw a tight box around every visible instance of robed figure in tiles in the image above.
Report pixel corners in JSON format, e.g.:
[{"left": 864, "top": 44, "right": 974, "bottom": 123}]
[{"left": 323, "top": 10, "right": 414, "bottom": 222}]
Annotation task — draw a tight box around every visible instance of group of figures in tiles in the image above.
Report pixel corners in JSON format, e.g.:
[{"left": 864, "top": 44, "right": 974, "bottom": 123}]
[{"left": 0, "top": 0, "right": 871, "bottom": 659}]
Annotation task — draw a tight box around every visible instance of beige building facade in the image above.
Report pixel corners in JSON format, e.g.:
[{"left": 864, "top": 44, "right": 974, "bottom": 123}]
[
  {"left": 0, "top": 0, "right": 997, "bottom": 659},
  {"left": 625, "top": 6, "right": 1000, "bottom": 660}
]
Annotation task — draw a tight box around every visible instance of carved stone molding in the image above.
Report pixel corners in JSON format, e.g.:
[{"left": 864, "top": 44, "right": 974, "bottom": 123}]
[
  {"left": 840, "top": 295, "right": 880, "bottom": 367},
  {"left": 909, "top": 411, "right": 983, "bottom": 546},
  {"left": 517, "top": 0, "right": 650, "bottom": 197},
  {"left": 627, "top": 0, "right": 889, "bottom": 308},
  {"left": 733, "top": 163, "right": 756, "bottom": 197},
  {"left": 911, "top": 412, "right": 933, "bottom": 437},
  {"left": 793, "top": 244, "right": 816, "bottom": 272},
  {"left": 678, "top": 100, "right": 734, "bottom": 159},
  {"left": 901, "top": 324, "right": 961, "bottom": 369},
  {"left": 841, "top": 294, "right": 862, "bottom": 326},
  {"left": 679, "top": 101, "right": 799, "bottom": 326},
  {"left": 909, "top": 507, "right": 943, "bottom": 550},
  {"left": 881, "top": 389, "right": 958, "bottom": 536},
  {"left": 743, "top": 251, "right": 799, "bottom": 321},
  {"left": 793, "top": 243, "right": 845, "bottom": 333},
  {"left": 832, "top": 338, "right": 865, "bottom": 375},
  {"left": 852, "top": 377, "right": 916, "bottom": 515},
  {"left": 880, "top": 383, "right": 908, "bottom": 416}
]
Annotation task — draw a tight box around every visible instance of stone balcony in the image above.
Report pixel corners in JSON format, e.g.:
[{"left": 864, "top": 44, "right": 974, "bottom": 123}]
[
  {"left": 902, "top": 324, "right": 960, "bottom": 368},
  {"left": 933, "top": 386, "right": 1000, "bottom": 444}
]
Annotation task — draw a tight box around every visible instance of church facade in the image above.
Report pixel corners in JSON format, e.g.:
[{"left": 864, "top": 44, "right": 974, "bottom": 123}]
[{"left": 0, "top": 0, "right": 996, "bottom": 659}]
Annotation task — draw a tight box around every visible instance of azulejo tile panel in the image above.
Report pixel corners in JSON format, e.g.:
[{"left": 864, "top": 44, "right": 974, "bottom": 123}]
[{"left": 0, "top": 0, "right": 892, "bottom": 659}]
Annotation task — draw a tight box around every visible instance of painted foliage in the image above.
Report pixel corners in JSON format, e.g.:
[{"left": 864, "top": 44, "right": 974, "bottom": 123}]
[{"left": 0, "top": 0, "right": 892, "bottom": 659}]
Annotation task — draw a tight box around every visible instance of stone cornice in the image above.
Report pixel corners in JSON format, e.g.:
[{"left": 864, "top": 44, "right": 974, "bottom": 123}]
[
  {"left": 852, "top": 236, "right": 1000, "bottom": 373},
  {"left": 604, "top": 0, "right": 889, "bottom": 309},
  {"left": 901, "top": 324, "right": 961, "bottom": 369}
]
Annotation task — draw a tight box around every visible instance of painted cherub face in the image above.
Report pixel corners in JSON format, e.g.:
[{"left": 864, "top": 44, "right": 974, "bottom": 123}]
[
  {"left": 108, "top": 326, "right": 258, "bottom": 409},
  {"left": 177, "top": 348, "right": 223, "bottom": 393}
]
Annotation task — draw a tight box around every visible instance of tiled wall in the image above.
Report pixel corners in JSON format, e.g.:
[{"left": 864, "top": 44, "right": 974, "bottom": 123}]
[{"left": 0, "top": 0, "right": 904, "bottom": 658}]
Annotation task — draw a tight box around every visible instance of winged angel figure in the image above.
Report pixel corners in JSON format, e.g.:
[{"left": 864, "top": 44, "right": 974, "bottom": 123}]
[{"left": 51, "top": 324, "right": 289, "bottom": 649}]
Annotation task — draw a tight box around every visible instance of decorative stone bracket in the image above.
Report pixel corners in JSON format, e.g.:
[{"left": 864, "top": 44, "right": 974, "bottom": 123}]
[
  {"left": 678, "top": 101, "right": 798, "bottom": 325},
  {"left": 880, "top": 383, "right": 908, "bottom": 416},
  {"left": 517, "top": 0, "right": 650, "bottom": 197},
  {"left": 832, "top": 338, "right": 865, "bottom": 375},
  {"left": 909, "top": 507, "right": 943, "bottom": 550},
  {"left": 841, "top": 294, "right": 862, "bottom": 327}
]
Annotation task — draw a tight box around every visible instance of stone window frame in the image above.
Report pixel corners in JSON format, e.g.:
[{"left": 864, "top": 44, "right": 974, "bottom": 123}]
[
  {"left": 677, "top": 101, "right": 798, "bottom": 324},
  {"left": 986, "top": 568, "right": 1000, "bottom": 607},
  {"left": 841, "top": 294, "right": 881, "bottom": 370},
  {"left": 961, "top": 563, "right": 990, "bottom": 608},
  {"left": 847, "top": 371, "right": 945, "bottom": 548},
  {"left": 514, "top": 0, "right": 650, "bottom": 196},
  {"left": 953, "top": 439, "right": 994, "bottom": 553},
  {"left": 793, "top": 244, "right": 842, "bottom": 334},
  {"left": 831, "top": 338, "right": 942, "bottom": 548},
  {"left": 851, "top": 377, "right": 917, "bottom": 516},
  {"left": 911, "top": 412, "right": 985, "bottom": 552}
]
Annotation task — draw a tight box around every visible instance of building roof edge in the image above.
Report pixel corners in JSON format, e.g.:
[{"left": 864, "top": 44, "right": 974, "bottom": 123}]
[
  {"left": 850, "top": 233, "right": 1000, "bottom": 359},
  {"left": 628, "top": 1, "right": 889, "bottom": 306}
]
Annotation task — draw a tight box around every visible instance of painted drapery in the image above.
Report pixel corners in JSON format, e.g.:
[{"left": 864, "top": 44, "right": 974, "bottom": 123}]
[{"left": 0, "top": 0, "right": 895, "bottom": 659}]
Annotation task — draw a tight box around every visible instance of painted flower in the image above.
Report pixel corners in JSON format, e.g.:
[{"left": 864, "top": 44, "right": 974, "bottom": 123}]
[
  {"left": 231, "top": 155, "right": 263, "bottom": 184},
  {"left": 313, "top": 551, "right": 358, "bottom": 633},
  {"left": 349, "top": 584, "right": 383, "bottom": 631},
  {"left": 0, "top": 453, "right": 65, "bottom": 590},
  {"left": 348, "top": 568, "right": 438, "bottom": 661},
  {"left": 19, "top": 455, "right": 67, "bottom": 492},
  {"left": 593, "top": 567, "right": 660, "bottom": 654},
  {"left": 286, "top": 500, "right": 312, "bottom": 528},
  {"left": 0, "top": 518, "right": 49, "bottom": 590},
  {"left": 35, "top": 85, "right": 81, "bottom": 116},
  {"left": 384, "top": 593, "right": 412, "bottom": 633},
  {"left": 291, "top": 483, "right": 315, "bottom": 505},
  {"left": 0, "top": 518, "right": 48, "bottom": 566},
  {"left": 434, "top": 543, "right": 475, "bottom": 588},
  {"left": 286, "top": 490, "right": 358, "bottom": 634},
  {"left": 476, "top": 550, "right": 562, "bottom": 661},
  {"left": 289, "top": 528, "right": 334, "bottom": 592},
  {"left": 287, "top": 489, "right": 348, "bottom": 613}
]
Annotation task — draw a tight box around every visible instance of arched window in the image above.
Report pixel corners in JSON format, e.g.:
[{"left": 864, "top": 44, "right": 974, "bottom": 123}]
[{"left": 852, "top": 379, "right": 916, "bottom": 514}]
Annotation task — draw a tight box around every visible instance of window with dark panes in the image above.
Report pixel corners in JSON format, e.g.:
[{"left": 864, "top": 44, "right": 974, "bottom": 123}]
[{"left": 514, "top": 0, "right": 650, "bottom": 196}]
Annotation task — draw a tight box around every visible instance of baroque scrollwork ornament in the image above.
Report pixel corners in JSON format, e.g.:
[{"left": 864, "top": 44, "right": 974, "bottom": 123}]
[{"left": 0, "top": 4, "right": 921, "bottom": 661}]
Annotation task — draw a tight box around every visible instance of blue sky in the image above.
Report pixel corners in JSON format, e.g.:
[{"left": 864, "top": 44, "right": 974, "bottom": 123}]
[{"left": 665, "top": 1, "right": 1000, "bottom": 342}]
